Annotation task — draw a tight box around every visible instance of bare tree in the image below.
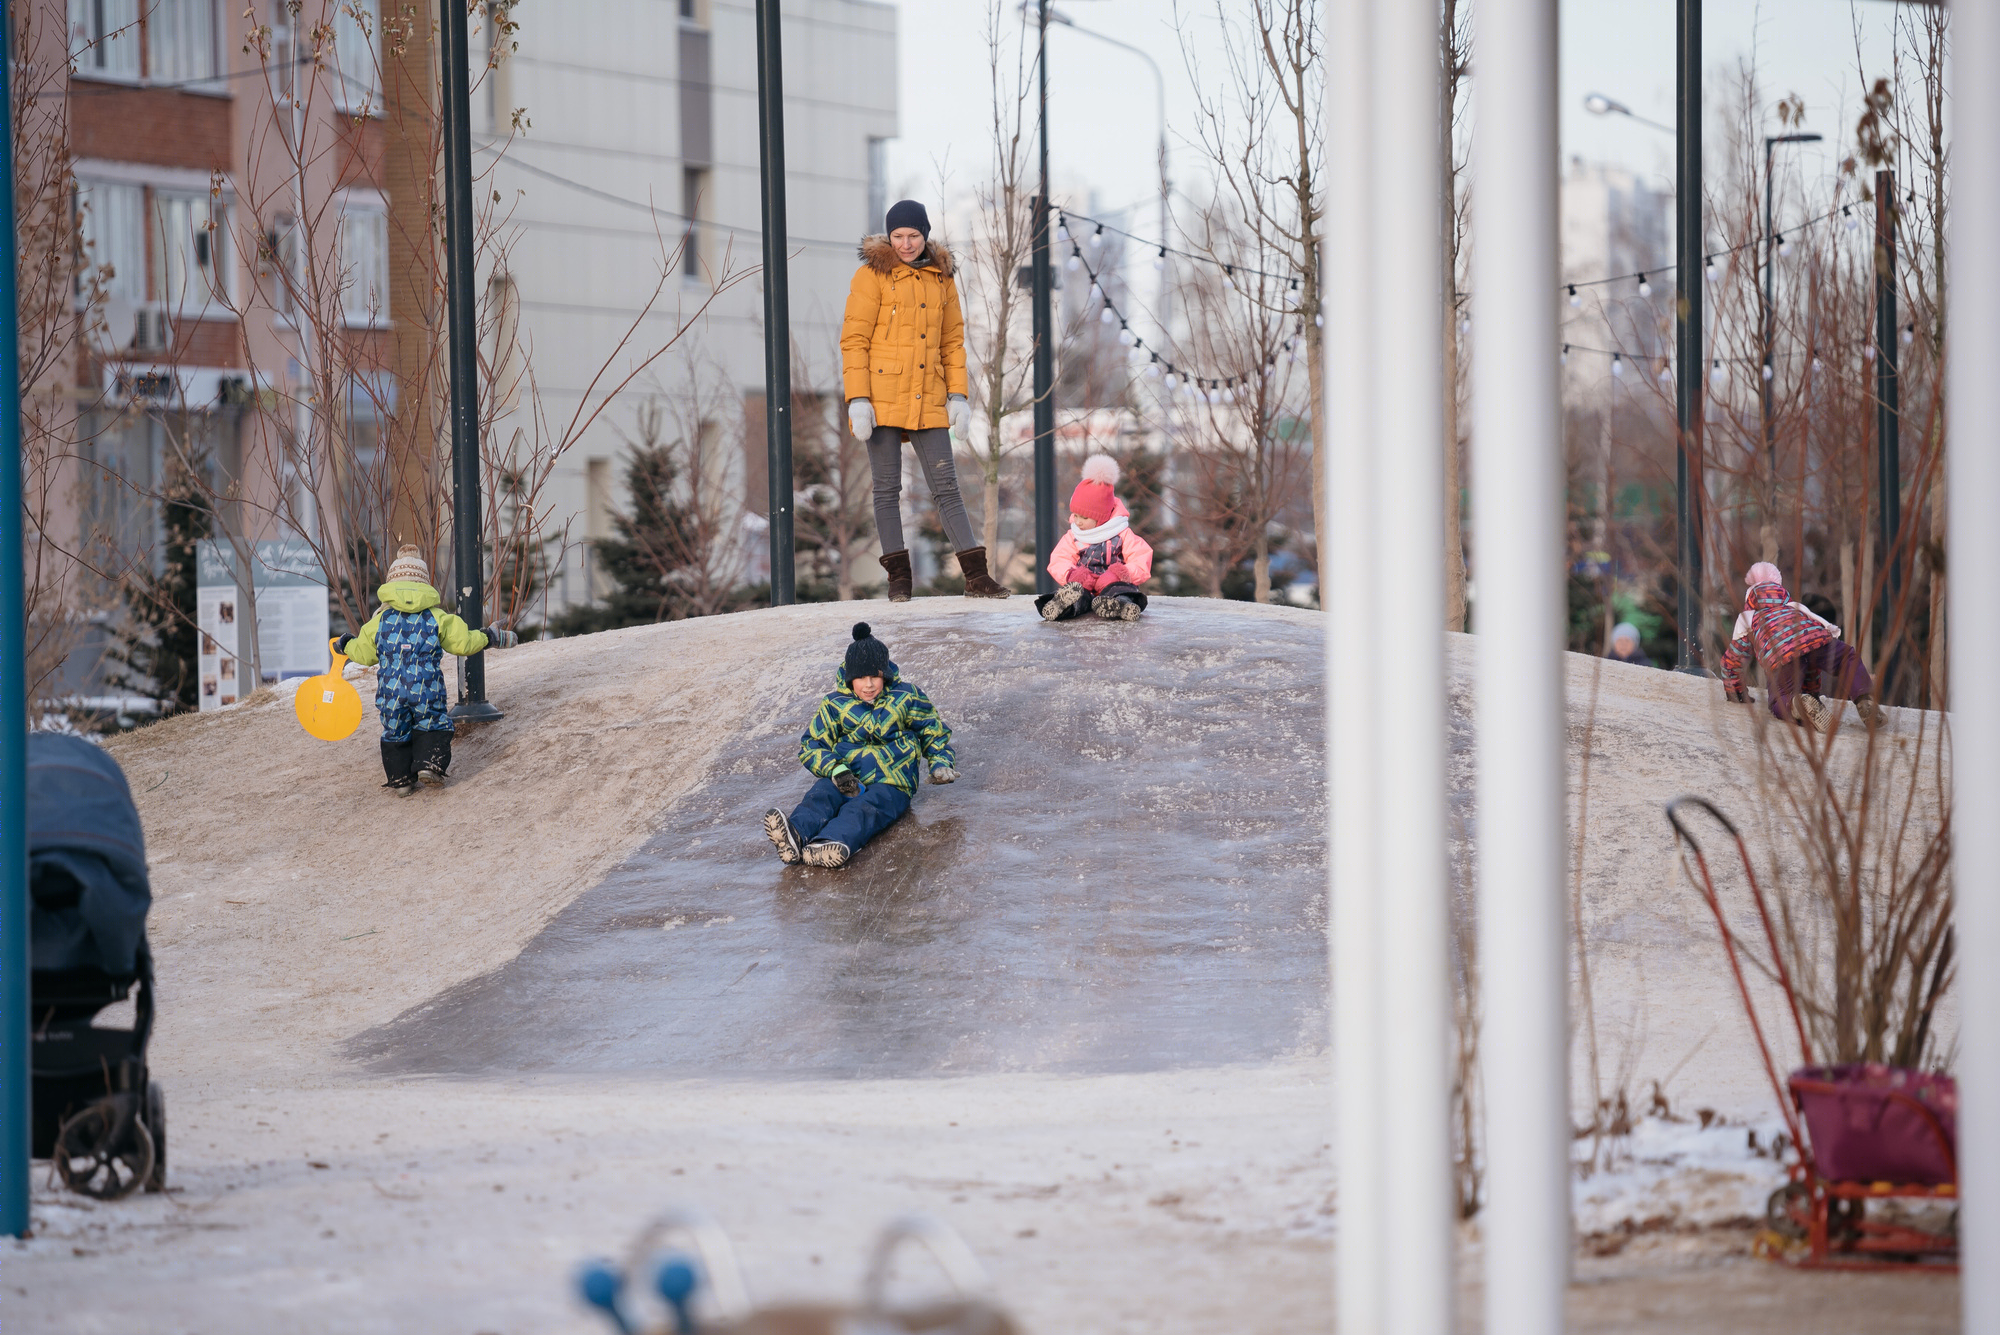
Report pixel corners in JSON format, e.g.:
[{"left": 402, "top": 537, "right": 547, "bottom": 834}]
[{"left": 1179, "top": 0, "right": 1325, "bottom": 600}]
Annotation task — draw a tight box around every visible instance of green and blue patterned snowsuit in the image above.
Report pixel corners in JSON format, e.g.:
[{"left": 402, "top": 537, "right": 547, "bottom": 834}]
[{"left": 341, "top": 580, "right": 490, "bottom": 742}]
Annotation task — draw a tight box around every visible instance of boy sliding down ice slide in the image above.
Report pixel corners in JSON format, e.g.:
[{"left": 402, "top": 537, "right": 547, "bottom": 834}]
[
  {"left": 334, "top": 544, "right": 518, "bottom": 792},
  {"left": 1720, "top": 561, "right": 1881, "bottom": 732},
  {"left": 764, "top": 623, "right": 957, "bottom": 870},
  {"left": 1037, "top": 453, "right": 1155, "bottom": 623}
]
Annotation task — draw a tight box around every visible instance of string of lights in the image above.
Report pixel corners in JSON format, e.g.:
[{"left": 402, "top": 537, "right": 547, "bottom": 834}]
[
  {"left": 1058, "top": 194, "right": 1889, "bottom": 309},
  {"left": 1059, "top": 230, "right": 1304, "bottom": 401}
]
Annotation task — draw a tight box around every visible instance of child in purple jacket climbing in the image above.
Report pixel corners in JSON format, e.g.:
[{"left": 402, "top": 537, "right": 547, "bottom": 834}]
[{"left": 1721, "top": 561, "right": 1880, "bottom": 730}]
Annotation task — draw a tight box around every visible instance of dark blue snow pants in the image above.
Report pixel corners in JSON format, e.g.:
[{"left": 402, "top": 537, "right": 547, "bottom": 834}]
[{"left": 788, "top": 776, "right": 911, "bottom": 854}]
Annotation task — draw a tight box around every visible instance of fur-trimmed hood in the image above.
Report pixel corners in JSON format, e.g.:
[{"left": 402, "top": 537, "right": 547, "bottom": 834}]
[{"left": 858, "top": 233, "right": 955, "bottom": 279}]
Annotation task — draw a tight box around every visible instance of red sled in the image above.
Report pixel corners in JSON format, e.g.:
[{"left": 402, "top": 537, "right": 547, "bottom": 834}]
[{"left": 1667, "top": 797, "right": 1957, "bottom": 1270}]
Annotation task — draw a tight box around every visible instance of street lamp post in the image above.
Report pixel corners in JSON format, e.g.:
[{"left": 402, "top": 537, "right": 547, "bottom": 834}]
[
  {"left": 1031, "top": 1, "right": 1057, "bottom": 596},
  {"left": 1761, "top": 132, "right": 1822, "bottom": 561}
]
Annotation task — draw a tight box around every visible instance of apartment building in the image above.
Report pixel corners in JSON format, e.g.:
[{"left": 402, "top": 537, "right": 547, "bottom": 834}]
[{"left": 475, "top": 0, "right": 898, "bottom": 612}]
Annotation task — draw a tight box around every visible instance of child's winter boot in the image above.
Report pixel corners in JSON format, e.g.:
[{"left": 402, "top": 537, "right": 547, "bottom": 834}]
[
  {"left": 764, "top": 809, "right": 803, "bottom": 864},
  {"left": 380, "top": 738, "right": 417, "bottom": 793},
  {"left": 1791, "top": 694, "right": 1829, "bottom": 732},
  {"left": 802, "top": 840, "right": 851, "bottom": 869},
  {"left": 1093, "top": 592, "right": 1140, "bottom": 621},
  {"left": 1041, "top": 582, "right": 1086, "bottom": 621},
  {"left": 413, "top": 730, "right": 453, "bottom": 786},
  {"left": 1853, "top": 694, "right": 1884, "bottom": 727}
]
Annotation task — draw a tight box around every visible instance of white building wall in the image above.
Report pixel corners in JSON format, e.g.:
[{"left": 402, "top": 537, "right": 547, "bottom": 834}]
[{"left": 476, "top": 0, "right": 896, "bottom": 616}]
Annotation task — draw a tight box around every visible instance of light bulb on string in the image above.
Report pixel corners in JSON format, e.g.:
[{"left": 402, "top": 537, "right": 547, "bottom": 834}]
[
  {"left": 1610, "top": 353, "right": 1624, "bottom": 378},
  {"left": 1289, "top": 278, "right": 1299, "bottom": 292},
  {"left": 1089, "top": 224, "right": 1104, "bottom": 249},
  {"left": 1560, "top": 344, "right": 1569, "bottom": 366},
  {"left": 1706, "top": 256, "right": 1719, "bottom": 283},
  {"left": 1055, "top": 221, "right": 1069, "bottom": 243},
  {"left": 1844, "top": 206, "right": 1859, "bottom": 232},
  {"left": 1314, "top": 313, "right": 1324, "bottom": 327},
  {"left": 1777, "top": 232, "right": 1791, "bottom": 258},
  {"left": 1864, "top": 343, "right": 1877, "bottom": 362},
  {"left": 1903, "top": 322, "right": 1916, "bottom": 345},
  {"left": 1066, "top": 252, "right": 1081, "bottom": 272},
  {"left": 1154, "top": 246, "right": 1166, "bottom": 271},
  {"left": 1568, "top": 285, "right": 1582, "bottom": 308},
  {"left": 1223, "top": 266, "right": 1235, "bottom": 290},
  {"left": 1163, "top": 372, "right": 1177, "bottom": 388},
  {"left": 1711, "top": 359, "right": 1727, "bottom": 387},
  {"left": 1100, "top": 307, "right": 1118, "bottom": 326},
  {"left": 1088, "top": 282, "right": 1102, "bottom": 302},
  {"left": 1658, "top": 364, "right": 1673, "bottom": 383},
  {"left": 1458, "top": 317, "right": 1471, "bottom": 336},
  {"left": 1761, "top": 361, "right": 1774, "bottom": 382},
  {"left": 1118, "top": 325, "right": 1135, "bottom": 345},
  {"left": 1638, "top": 273, "right": 1652, "bottom": 297}
]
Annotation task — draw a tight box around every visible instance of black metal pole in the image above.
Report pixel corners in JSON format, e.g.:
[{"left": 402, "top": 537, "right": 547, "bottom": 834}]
[
  {"left": 1674, "top": 0, "right": 1705, "bottom": 672},
  {"left": 756, "top": 0, "right": 796, "bottom": 606},
  {"left": 1031, "top": 0, "right": 1057, "bottom": 597},
  {"left": 442, "top": 0, "right": 500, "bottom": 721},
  {"left": 1875, "top": 168, "right": 1901, "bottom": 693},
  {"left": 1761, "top": 139, "right": 1775, "bottom": 484}
]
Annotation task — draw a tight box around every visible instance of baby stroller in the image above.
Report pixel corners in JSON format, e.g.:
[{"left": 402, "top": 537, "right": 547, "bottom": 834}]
[{"left": 29, "top": 734, "right": 165, "bottom": 1200}]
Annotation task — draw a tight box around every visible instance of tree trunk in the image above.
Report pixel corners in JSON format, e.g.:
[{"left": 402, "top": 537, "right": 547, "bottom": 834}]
[
  {"left": 983, "top": 463, "right": 1000, "bottom": 561},
  {"left": 1254, "top": 536, "right": 1271, "bottom": 602},
  {"left": 1441, "top": 309, "right": 1469, "bottom": 631}
]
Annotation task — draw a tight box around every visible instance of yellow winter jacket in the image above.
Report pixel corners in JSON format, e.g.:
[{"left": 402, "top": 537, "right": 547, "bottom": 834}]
[{"left": 840, "top": 235, "right": 967, "bottom": 432}]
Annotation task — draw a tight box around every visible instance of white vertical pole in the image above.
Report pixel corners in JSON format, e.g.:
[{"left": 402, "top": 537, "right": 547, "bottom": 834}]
[
  {"left": 1951, "top": 3, "right": 2000, "bottom": 1329},
  {"left": 1369, "top": 0, "right": 1456, "bottom": 1328},
  {"left": 1323, "top": 0, "right": 1383, "bottom": 1328},
  {"left": 1471, "top": 0, "right": 1570, "bottom": 1330}
]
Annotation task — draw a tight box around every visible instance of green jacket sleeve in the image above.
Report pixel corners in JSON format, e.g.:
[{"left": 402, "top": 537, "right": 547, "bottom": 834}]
[
  {"left": 902, "top": 685, "right": 955, "bottom": 770},
  {"left": 798, "top": 696, "right": 850, "bottom": 778},
  {"left": 431, "top": 609, "right": 491, "bottom": 657},
  {"left": 344, "top": 613, "right": 384, "bottom": 667}
]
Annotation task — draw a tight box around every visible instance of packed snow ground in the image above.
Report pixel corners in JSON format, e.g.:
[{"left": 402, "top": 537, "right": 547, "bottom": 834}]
[{"left": 10, "top": 599, "right": 1959, "bottom": 1332}]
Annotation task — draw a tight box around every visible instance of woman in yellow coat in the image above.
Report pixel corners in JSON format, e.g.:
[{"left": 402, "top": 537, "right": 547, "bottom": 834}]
[{"left": 841, "top": 199, "right": 1010, "bottom": 600}]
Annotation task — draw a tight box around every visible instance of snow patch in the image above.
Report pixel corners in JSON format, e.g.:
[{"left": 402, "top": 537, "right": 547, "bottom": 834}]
[{"left": 1573, "top": 1114, "right": 1788, "bottom": 1234}]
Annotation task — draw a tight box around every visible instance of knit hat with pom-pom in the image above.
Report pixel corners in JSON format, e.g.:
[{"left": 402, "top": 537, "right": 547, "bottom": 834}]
[
  {"left": 1744, "top": 561, "right": 1785, "bottom": 595},
  {"left": 844, "top": 621, "right": 891, "bottom": 682},
  {"left": 1068, "top": 452, "right": 1121, "bottom": 525},
  {"left": 385, "top": 544, "right": 431, "bottom": 585}
]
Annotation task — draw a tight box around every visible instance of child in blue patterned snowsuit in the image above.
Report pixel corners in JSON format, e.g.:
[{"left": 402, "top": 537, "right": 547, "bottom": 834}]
[
  {"left": 762, "top": 622, "right": 956, "bottom": 869},
  {"left": 334, "top": 544, "right": 518, "bottom": 792}
]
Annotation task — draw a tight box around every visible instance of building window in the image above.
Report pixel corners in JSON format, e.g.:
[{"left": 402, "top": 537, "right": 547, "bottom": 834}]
[
  {"left": 147, "top": 0, "right": 220, "bottom": 85},
  {"left": 337, "top": 204, "right": 389, "bottom": 325},
  {"left": 77, "top": 180, "right": 146, "bottom": 305},
  {"left": 69, "top": 0, "right": 141, "bottom": 80},
  {"left": 333, "top": 0, "right": 381, "bottom": 113},
  {"left": 868, "top": 138, "right": 889, "bottom": 233},
  {"left": 152, "top": 190, "right": 231, "bottom": 313},
  {"left": 682, "top": 167, "right": 708, "bottom": 281}
]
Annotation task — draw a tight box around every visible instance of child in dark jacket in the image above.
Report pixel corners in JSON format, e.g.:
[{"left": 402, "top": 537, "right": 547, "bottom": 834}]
[
  {"left": 1037, "top": 453, "right": 1155, "bottom": 623},
  {"left": 334, "top": 544, "right": 518, "bottom": 791},
  {"left": 763, "top": 623, "right": 956, "bottom": 869},
  {"left": 1721, "top": 561, "right": 1878, "bottom": 730}
]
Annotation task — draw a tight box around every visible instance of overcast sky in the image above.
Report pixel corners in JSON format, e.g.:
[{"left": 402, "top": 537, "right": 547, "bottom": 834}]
[{"left": 878, "top": 0, "right": 1922, "bottom": 235}]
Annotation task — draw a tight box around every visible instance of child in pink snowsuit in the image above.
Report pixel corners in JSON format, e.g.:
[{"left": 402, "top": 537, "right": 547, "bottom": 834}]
[
  {"left": 1721, "top": 562, "right": 1878, "bottom": 729},
  {"left": 1038, "top": 453, "right": 1155, "bottom": 623}
]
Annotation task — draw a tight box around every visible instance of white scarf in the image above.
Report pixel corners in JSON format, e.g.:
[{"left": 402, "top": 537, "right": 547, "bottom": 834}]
[{"left": 1069, "top": 514, "right": 1129, "bottom": 546}]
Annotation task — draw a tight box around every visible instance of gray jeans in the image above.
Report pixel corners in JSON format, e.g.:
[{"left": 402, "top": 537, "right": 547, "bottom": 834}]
[{"left": 868, "top": 426, "right": 976, "bottom": 554}]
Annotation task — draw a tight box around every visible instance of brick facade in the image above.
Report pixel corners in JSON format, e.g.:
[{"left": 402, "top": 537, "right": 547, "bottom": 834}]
[{"left": 70, "top": 83, "right": 232, "bottom": 172}]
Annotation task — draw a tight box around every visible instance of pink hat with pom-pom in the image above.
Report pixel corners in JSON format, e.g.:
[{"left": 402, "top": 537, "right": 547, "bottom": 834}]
[
  {"left": 1068, "top": 453, "right": 1121, "bottom": 525},
  {"left": 1743, "top": 562, "right": 1785, "bottom": 602}
]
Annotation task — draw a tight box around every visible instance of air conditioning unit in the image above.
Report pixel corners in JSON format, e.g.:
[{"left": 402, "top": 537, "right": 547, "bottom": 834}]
[{"left": 130, "top": 305, "right": 173, "bottom": 353}]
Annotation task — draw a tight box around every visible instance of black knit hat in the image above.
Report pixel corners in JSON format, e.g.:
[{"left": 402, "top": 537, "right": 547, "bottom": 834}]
[
  {"left": 885, "top": 199, "right": 931, "bottom": 240},
  {"left": 844, "top": 622, "right": 890, "bottom": 682}
]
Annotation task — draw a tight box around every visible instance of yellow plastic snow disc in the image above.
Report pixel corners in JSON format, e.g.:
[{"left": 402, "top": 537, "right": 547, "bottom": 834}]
[{"left": 294, "top": 643, "right": 365, "bottom": 741}]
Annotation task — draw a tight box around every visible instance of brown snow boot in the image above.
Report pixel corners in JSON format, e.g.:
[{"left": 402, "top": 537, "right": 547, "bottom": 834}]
[
  {"left": 956, "top": 546, "right": 1011, "bottom": 598},
  {"left": 879, "top": 549, "right": 913, "bottom": 603}
]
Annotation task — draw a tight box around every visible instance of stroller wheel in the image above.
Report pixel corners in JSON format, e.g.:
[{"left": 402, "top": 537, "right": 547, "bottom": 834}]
[
  {"left": 143, "top": 1082, "right": 167, "bottom": 1193},
  {"left": 54, "top": 1098, "right": 155, "bottom": 1201},
  {"left": 1765, "top": 1182, "right": 1810, "bottom": 1241}
]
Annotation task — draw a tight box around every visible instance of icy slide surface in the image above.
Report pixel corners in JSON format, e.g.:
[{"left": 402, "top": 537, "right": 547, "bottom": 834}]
[{"left": 352, "top": 600, "right": 1333, "bottom": 1076}]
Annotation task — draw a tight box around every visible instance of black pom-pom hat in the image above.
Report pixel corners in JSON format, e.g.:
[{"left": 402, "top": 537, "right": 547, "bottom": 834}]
[{"left": 843, "top": 621, "right": 891, "bottom": 682}]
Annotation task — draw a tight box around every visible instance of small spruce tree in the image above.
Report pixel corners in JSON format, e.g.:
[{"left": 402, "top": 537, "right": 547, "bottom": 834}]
[
  {"left": 107, "top": 473, "right": 212, "bottom": 717},
  {"left": 548, "top": 442, "right": 703, "bottom": 636}
]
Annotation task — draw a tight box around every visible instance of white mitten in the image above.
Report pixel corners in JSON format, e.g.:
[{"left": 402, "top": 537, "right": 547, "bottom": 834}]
[
  {"left": 947, "top": 394, "right": 971, "bottom": 440},
  {"left": 849, "top": 398, "right": 876, "bottom": 440}
]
